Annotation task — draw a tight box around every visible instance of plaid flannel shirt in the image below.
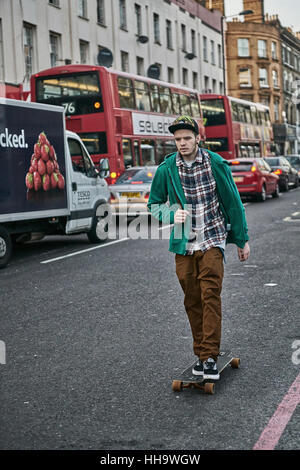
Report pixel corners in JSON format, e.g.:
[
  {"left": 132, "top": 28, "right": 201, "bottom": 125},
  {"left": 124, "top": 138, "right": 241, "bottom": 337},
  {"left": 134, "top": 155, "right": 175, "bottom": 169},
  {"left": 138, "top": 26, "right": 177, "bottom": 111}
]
[{"left": 176, "top": 148, "right": 227, "bottom": 255}]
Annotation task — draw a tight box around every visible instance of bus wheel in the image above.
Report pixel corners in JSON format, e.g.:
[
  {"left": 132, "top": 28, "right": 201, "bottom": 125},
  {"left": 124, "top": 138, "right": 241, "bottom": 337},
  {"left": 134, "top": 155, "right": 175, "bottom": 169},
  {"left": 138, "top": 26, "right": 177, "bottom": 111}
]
[
  {"left": 87, "top": 205, "right": 110, "bottom": 244},
  {"left": 0, "top": 226, "right": 12, "bottom": 269}
]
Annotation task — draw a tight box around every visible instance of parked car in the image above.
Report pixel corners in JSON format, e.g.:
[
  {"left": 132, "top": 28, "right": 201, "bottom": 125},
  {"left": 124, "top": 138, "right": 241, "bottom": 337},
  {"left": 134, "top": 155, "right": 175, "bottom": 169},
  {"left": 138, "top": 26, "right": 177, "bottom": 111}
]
[
  {"left": 228, "top": 158, "right": 279, "bottom": 202},
  {"left": 284, "top": 155, "right": 300, "bottom": 182},
  {"left": 109, "top": 166, "right": 157, "bottom": 216},
  {"left": 264, "top": 156, "right": 299, "bottom": 191}
]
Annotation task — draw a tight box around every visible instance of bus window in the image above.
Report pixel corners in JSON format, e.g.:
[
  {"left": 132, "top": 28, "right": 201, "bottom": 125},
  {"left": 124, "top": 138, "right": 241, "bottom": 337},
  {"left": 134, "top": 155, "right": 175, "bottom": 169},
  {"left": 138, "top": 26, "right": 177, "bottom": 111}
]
[
  {"left": 159, "top": 87, "right": 173, "bottom": 114},
  {"left": 201, "top": 99, "right": 226, "bottom": 126},
  {"left": 259, "top": 111, "right": 266, "bottom": 125},
  {"left": 141, "top": 140, "right": 155, "bottom": 165},
  {"left": 190, "top": 94, "right": 200, "bottom": 117},
  {"left": 231, "top": 102, "right": 239, "bottom": 122},
  {"left": 265, "top": 110, "right": 271, "bottom": 126},
  {"left": 254, "top": 144, "right": 261, "bottom": 158},
  {"left": 248, "top": 145, "right": 255, "bottom": 158},
  {"left": 238, "top": 105, "right": 246, "bottom": 123},
  {"left": 164, "top": 140, "right": 177, "bottom": 155},
  {"left": 204, "top": 138, "right": 229, "bottom": 152},
  {"left": 245, "top": 107, "right": 252, "bottom": 124},
  {"left": 36, "top": 72, "right": 103, "bottom": 116},
  {"left": 122, "top": 138, "right": 134, "bottom": 168},
  {"left": 118, "top": 77, "right": 135, "bottom": 109},
  {"left": 79, "top": 132, "right": 108, "bottom": 156},
  {"left": 150, "top": 84, "right": 160, "bottom": 112},
  {"left": 133, "top": 140, "right": 141, "bottom": 166},
  {"left": 250, "top": 107, "right": 258, "bottom": 125},
  {"left": 156, "top": 140, "right": 165, "bottom": 165},
  {"left": 172, "top": 93, "right": 181, "bottom": 115},
  {"left": 240, "top": 144, "right": 248, "bottom": 158},
  {"left": 134, "top": 80, "right": 151, "bottom": 111},
  {"left": 180, "top": 94, "right": 191, "bottom": 115}
]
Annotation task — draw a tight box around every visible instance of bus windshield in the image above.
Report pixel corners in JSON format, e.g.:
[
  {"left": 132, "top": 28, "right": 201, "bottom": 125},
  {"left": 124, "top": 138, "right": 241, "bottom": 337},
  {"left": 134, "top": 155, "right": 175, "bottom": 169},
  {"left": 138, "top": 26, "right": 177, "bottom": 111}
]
[
  {"left": 35, "top": 72, "right": 103, "bottom": 116},
  {"left": 201, "top": 98, "right": 226, "bottom": 126}
]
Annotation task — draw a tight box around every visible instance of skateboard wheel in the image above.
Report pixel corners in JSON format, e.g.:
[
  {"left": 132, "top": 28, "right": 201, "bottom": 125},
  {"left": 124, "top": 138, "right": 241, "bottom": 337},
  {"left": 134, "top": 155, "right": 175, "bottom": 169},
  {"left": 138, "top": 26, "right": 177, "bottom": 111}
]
[
  {"left": 204, "top": 382, "right": 215, "bottom": 395},
  {"left": 230, "top": 358, "right": 240, "bottom": 369},
  {"left": 172, "top": 380, "right": 183, "bottom": 392}
]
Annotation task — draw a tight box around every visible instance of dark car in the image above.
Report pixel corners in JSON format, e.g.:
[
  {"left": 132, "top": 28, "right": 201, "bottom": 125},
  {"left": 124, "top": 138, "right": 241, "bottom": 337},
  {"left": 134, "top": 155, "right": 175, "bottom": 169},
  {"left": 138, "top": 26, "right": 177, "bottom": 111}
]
[
  {"left": 284, "top": 155, "right": 300, "bottom": 182},
  {"left": 228, "top": 158, "right": 279, "bottom": 202},
  {"left": 264, "top": 156, "right": 299, "bottom": 191}
]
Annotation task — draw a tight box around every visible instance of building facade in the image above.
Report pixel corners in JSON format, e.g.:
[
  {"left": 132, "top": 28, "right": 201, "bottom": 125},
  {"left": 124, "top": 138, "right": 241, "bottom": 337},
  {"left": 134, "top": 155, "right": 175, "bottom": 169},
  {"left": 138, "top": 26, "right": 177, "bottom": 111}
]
[{"left": 0, "top": 0, "right": 224, "bottom": 98}]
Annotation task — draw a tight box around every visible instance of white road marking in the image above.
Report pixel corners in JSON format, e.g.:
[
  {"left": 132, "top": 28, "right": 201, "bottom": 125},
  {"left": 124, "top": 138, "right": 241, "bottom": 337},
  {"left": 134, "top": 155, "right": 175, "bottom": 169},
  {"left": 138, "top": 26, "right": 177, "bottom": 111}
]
[
  {"left": 264, "top": 283, "right": 278, "bottom": 287},
  {"left": 40, "top": 238, "right": 130, "bottom": 264}
]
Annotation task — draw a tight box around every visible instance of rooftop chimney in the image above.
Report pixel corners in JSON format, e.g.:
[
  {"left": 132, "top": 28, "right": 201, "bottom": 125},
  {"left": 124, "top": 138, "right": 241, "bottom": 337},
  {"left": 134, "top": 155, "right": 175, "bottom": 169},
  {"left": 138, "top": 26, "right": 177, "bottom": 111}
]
[
  {"left": 203, "top": 0, "right": 225, "bottom": 16},
  {"left": 243, "top": 0, "right": 264, "bottom": 23}
]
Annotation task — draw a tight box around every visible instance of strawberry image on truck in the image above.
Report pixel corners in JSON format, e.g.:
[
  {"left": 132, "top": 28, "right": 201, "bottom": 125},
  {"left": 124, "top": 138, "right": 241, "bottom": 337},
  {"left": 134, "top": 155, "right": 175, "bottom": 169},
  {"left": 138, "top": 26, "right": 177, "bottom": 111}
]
[{"left": 0, "top": 98, "right": 111, "bottom": 268}]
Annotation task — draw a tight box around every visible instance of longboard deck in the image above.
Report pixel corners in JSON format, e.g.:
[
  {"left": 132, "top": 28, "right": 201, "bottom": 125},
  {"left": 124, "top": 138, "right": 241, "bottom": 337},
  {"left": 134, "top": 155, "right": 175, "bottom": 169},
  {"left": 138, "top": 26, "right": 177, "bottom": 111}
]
[{"left": 172, "top": 351, "right": 240, "bottom": 395}]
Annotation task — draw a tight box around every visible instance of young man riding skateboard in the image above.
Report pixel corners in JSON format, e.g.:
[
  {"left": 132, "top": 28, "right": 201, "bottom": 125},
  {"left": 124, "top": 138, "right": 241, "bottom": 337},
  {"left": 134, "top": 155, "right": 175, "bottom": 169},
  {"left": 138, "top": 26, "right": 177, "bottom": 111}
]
[{"left": 147, "top": 115, "right": 250, "bottom": 380}]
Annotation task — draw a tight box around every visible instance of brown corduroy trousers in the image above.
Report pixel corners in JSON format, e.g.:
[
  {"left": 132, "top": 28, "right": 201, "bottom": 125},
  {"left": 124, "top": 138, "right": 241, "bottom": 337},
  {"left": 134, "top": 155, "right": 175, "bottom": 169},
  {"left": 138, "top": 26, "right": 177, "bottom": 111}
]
[{"left": 175, "top": 247, "right": 224, "bottom": 362}]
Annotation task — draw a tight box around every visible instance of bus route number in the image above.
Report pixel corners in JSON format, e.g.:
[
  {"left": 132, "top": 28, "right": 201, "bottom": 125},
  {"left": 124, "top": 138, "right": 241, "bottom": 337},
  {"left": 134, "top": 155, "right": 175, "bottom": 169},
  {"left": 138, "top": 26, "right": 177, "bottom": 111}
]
[{"left": 62, "top": 102, "right": 76, "bottom": 115}]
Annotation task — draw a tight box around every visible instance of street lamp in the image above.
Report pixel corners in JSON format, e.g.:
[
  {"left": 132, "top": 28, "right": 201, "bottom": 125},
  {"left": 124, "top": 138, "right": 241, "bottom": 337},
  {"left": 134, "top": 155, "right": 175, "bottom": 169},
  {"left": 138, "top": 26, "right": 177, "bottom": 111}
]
[{"left": 221, "top": 9, "right": 254, "bottom": 95}]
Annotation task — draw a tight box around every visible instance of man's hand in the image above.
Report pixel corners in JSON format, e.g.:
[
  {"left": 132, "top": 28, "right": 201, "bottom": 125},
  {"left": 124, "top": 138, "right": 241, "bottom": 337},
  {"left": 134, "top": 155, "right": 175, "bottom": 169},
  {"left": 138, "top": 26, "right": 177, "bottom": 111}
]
[
  {"left": 174, "top": 209, "right": 190, "bottom": 224},
  {"left": 237, "top": 242, "right": 250, "bottom": 262}
]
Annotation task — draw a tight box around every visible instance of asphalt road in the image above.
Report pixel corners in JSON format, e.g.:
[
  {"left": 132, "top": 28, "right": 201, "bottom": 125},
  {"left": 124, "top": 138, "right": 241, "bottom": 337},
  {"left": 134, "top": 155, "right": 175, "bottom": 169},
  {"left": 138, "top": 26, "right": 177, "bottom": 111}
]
[{"left": 0, "top": 188, "right": 299, "bottom": 451}]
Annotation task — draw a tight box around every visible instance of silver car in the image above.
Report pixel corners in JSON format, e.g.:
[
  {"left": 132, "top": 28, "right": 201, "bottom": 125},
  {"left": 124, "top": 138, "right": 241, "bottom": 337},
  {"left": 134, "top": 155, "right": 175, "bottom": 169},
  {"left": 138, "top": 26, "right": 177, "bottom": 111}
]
[
  {"left": 109, "top": 166, "right": 157, "bottom": 216},
  {"left": 285, "top": 155, "right": 300, "bottom": 182}
]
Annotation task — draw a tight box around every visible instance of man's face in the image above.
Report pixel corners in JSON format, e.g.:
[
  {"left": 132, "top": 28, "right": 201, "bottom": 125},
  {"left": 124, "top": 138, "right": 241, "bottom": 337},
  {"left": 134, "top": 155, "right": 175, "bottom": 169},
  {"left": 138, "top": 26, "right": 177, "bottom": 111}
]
[{"left": 174, "top": 129, "right": 200, "bottom": 158}]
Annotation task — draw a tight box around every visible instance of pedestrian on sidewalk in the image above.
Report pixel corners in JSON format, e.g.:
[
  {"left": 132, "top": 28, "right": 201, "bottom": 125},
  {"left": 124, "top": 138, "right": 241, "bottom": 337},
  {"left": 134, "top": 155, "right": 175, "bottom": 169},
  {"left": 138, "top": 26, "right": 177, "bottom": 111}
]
[{"left": 147, "top": 115, "right": 250, "bottom": 379}]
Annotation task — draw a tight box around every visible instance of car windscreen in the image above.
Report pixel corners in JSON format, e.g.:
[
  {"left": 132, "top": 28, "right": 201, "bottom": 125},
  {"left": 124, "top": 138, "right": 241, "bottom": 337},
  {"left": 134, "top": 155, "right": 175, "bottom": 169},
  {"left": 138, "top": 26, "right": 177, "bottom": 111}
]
[
  {"left": 265, "top": 158, "right": 280, "bottom": 166},
  {"left": 286, "top": 156, "right": 300, "bottom": 168},
  {"left": 228, "top": 161, "right": 254, "bottom": 172},
  {"left": 116, "top": 168, "right": 156, "bottom": 184}
]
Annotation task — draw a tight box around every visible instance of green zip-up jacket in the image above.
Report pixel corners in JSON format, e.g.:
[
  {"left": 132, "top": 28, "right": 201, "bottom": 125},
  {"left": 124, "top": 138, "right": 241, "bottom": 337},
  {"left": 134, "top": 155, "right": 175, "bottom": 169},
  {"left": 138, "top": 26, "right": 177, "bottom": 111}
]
[{"left": 147, "top": 150, "right": 249, "bottom": 255}]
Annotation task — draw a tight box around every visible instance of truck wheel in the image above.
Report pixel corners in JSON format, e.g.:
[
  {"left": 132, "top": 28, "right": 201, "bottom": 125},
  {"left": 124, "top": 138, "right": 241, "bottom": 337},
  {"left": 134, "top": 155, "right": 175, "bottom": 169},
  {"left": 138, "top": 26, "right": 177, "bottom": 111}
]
[
  {"left": 0, "top": 227, "right": 12, "bottom": 269},
  {"left": 87, "top": 205, "right": 110, "bottom": 244}
]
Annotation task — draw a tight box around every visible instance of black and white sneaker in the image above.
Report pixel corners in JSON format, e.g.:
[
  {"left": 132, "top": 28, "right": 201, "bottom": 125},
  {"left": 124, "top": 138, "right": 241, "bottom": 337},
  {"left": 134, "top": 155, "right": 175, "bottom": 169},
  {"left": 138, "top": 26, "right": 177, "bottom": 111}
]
[
  {"left": 192, "top": 359, "right": 204, "bottom": 376},
  {"left": 203, "top": 358, "right": 220, "bottom": 380}
]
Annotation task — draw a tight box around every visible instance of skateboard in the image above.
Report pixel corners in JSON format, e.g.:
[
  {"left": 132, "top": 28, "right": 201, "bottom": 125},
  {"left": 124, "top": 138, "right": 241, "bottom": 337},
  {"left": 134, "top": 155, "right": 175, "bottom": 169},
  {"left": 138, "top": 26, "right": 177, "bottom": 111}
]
[{"left": 172, "top": 351, "right": 240, "bottom": 395}]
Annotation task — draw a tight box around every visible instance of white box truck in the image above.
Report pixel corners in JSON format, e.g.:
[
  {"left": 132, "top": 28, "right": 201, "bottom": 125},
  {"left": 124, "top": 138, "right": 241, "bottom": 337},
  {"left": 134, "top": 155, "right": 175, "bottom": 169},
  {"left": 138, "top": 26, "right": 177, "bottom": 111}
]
[{"left": 0, "top": 98, "right": 111, "bottom": 268}]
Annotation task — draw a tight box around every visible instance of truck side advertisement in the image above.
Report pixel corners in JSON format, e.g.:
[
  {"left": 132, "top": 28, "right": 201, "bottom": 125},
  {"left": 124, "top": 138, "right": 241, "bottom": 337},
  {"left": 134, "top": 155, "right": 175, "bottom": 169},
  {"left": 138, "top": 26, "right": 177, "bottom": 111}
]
[{"left": 0, "top": 101, "right": 68, "bottom": 217}]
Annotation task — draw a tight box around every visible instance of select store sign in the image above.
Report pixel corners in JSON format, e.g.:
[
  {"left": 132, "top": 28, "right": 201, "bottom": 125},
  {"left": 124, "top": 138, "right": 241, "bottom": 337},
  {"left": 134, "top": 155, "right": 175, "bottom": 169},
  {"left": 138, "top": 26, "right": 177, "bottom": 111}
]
[{"left": 132, "top": 113, "right": 174, "bottom": 137}]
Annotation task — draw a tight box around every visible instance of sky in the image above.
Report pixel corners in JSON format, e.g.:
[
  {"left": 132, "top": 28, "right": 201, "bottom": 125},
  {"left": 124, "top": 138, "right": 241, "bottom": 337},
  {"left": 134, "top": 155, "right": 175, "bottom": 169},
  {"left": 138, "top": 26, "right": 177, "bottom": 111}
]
[{"left": 225, "top": 0, "right": 300, "bottom": 32}]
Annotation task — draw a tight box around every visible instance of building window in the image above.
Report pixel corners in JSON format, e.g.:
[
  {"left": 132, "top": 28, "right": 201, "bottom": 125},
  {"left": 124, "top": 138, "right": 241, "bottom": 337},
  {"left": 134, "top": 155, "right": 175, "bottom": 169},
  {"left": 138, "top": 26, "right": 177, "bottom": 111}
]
[
  {"left": 182, "top": 68, "right": 188, "bottom": 86},
  {"left": 192, "top": 71, "right": 198, "bottom": 89},
  {"left": 78, "top": 0, "right": 88, "bottom": 18},
  {"left": 239, "top": 68, "right": 251, "bottom": 87},
  {"left": 153, "top": 13, "right": 160, "bottom": 44},
  {"left": 135, "top": 4, "right": 142, "bottom": 36},
  {"left": 24, "top": 23, "right": 35, "bottom": 80},
  {"left": 168, "top": 67, "right": 174, "bottom": 83},
  {"left": 204, "top": 76, "right": 210, "bottom": 93},
  {"left": 272, "top": 69, "right": 279, "bottom": 88},
  {"left": 136, "top": 56, "right": 144, "bottom": 75},
  {"left": 49, "top": 32, "right": 60, "bottom": 67},
  {"left": 260, "top": 96, "right": 269, "bottom": 107},
  {"left": 218, "top": 44, "right": 222, "bottom": 68},
  {"left": 258, "top": 39, "right": 267, "bottom": 58},
  {"left": 79, "top": 40, "right": 89, "bottom": 64},
  {"left": 121, "top": 51, "right": 129, "bottom": 72},
  {"left": 191, "top": 29, "right": 196, "bottom": 55},
  {"left": 238, "top": 38, "right": 249, "bottom": 57},
  {"left": 211, "top": 40, "right": 215, "bottom": 65},
  {"left": 181, "top": 24, "right": 186, "bottom": 51},
  {"left": 259, "top": 68, "right": 269, "bottom": 87},
  {"left": 49, "top": 0, "right": 60, "bottom": 6},
  {"left": 212, "top": 79, "right": 216, "bottom": 93},
  {"left": 166, "top": 20, "right": 172, "bottom": 49},
  {"left": 97, "top": 0, "right": 105, "bottom": 25},
  {"left": 203, "top": 36, "right": 208, "bottom": 61},
  {"left": 271, "top": 41, "right": 277, "bottom": 60},
  {"left": 119, "top": 0, "right": 127, "bottom": 30},
  {"left": 219, "top": 82, "right": 223, "bottom": 94}
]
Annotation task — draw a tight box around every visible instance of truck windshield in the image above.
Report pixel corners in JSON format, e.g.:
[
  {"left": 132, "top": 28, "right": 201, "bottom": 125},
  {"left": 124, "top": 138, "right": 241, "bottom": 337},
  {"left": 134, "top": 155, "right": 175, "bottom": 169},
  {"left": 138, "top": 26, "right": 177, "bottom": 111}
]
[
  {"left": 201, "top": 99, "right": 226, "bottom": 126},
  {"left": 36, "top": 72, "right": 103, "bottom": 116}
]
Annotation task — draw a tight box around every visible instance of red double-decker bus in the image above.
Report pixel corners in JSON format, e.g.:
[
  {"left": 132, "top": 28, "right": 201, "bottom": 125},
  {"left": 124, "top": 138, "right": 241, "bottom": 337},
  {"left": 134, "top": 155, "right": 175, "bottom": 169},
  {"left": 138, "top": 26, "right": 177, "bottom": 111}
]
[
  {"left": 200, "top": 94, "right": 274, "bottom": 160},
  {"left": 30, "top": 65, "right": 205, "bottom": 183}
]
